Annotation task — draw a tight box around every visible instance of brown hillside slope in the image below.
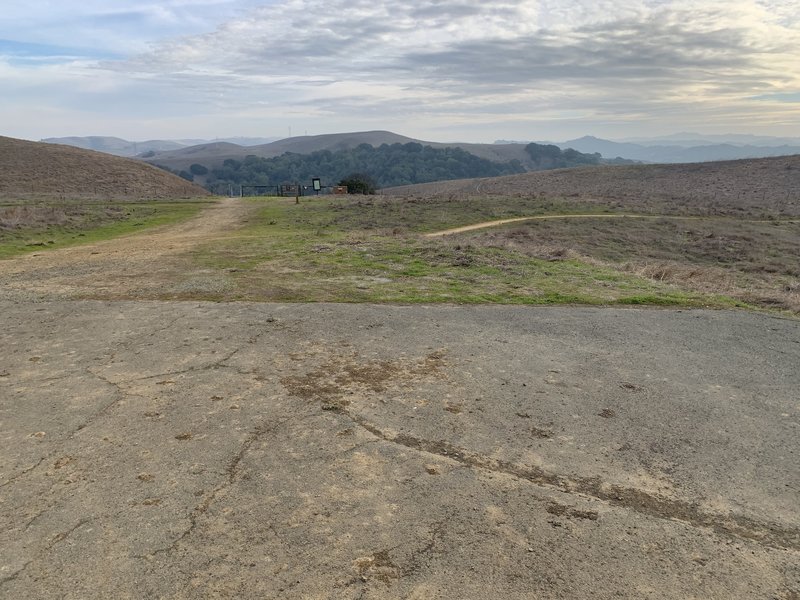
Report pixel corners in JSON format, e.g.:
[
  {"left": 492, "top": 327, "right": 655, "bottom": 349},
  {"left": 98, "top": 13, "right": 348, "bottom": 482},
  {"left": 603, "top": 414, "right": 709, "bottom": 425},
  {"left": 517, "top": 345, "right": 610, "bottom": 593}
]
[
  {"left": 385, "top": 155, "right": 800, "bottom": 217},
  {"left": 143, "top": 130, "right": 532, "bottom": 171},
  {"left": 0, "top": 136, "right": 210, "bottom": 199}
]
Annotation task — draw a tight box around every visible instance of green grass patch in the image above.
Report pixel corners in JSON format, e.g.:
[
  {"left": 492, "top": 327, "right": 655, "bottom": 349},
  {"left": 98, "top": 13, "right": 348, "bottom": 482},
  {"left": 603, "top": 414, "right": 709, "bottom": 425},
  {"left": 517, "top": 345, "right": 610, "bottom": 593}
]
[
  {"left": 0, "top": 200, "right": 208, "bottom": 259},
  {"left": 188, "top": 196, "right": 741, "bottom": 309},
  {"left": 237, "top": 194, "right": 620, "bottom": 235}
]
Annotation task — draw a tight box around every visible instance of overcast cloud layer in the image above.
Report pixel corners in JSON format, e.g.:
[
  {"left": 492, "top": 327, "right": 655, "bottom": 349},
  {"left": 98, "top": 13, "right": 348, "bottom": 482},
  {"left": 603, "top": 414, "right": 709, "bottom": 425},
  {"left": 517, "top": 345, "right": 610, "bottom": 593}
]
[{"left": 1, "top": 0, "right": 798, "bottom": 141}]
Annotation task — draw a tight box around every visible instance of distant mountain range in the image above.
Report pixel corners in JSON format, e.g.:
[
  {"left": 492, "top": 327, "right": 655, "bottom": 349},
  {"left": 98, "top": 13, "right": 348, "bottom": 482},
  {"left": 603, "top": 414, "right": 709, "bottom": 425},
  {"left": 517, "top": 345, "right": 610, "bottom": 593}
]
[
  {"left": 134, "top": 131, "right": 542, "bottom": 172},
  {"left": 498, "top": 134, "right": 800, "bottom": 163},
  {"left": 43, "top": 131, "right": 800, "bottom": 170},
  {"left": 41, "top": 131, "right": 635, "bottom": 191},
  {"left": 41, "top": 136, "right": 281, "bottom": 158},
  {"left": 45, "top": 131, "right": 634, "bottom": 174},
  {"left": 618, "top": 132, "right": 800, "bottom": 147}
]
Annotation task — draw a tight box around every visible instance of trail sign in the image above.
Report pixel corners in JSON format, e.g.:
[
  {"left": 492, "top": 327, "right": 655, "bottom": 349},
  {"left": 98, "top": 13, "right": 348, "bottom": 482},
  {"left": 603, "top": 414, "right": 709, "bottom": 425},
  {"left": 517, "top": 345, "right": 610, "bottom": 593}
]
[{"left": 312, "top": 178, "right": 321, "bottom": 192}]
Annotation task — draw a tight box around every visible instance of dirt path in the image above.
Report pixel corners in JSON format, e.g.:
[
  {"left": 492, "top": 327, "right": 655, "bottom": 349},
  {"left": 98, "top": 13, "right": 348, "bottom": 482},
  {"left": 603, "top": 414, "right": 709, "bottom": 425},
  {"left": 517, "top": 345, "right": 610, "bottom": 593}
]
[
  {"left": 424, "top": 213, "right": 800, "bottom": 237},
  {"left": 0, "top": 197, "right": 256, "bottom": 300},
  {"left": 424, "top": 213, "right": 683, "bottom": 237}
]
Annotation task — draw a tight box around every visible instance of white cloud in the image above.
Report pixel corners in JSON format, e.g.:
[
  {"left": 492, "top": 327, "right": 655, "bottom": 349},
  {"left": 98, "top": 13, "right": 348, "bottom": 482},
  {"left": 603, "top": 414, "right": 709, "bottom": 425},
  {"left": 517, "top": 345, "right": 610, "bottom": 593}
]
[
  {"left": 1, "top": 0, "right": 799, "bottom": 141},
  {"left": 0, "top": 1, "right": 266, "bottom": 54}
]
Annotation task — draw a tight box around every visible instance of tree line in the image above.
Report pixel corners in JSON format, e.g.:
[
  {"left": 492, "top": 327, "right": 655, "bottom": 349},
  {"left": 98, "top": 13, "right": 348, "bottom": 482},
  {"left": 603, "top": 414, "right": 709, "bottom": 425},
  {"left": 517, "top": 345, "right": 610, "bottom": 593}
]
[{"left": 159, "top": 142, "right": 612, "bottom": 193}]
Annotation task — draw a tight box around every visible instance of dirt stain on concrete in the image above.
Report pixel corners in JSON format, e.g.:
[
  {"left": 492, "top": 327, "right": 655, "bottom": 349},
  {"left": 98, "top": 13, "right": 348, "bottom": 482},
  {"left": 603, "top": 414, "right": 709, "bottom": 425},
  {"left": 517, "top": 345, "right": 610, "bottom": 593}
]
[{"left": 280, "top": 349, "right": 447, "bottom": 411}]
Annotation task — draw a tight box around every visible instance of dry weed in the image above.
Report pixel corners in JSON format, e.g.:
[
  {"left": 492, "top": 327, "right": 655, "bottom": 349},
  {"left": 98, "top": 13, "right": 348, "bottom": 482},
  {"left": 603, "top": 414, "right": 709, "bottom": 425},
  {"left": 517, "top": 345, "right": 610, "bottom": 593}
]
[
  {"left": 1, "top": 136, "right": 209, "bottom": 200},
  {"left": 0, "top": 205, "right": 68, "bottom": 230},
  {"left": 625, "top": 261, "right": 800, "bottom": 312}
]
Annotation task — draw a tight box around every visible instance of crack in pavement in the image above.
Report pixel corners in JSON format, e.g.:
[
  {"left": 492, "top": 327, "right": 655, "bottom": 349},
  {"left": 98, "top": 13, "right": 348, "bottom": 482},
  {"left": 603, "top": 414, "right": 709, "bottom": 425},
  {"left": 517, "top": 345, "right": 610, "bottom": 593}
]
[
  {"left": 0, "top": 517, "right": 92, "bottom": 588},
  {"left": 145, "top": 313, "right": 189, "bottom": 338},
  {"left": 398, "top": 511, "right": 453, "bottom": 578},
  {"left": 0, "top": 323, "right": 271, "bottom": 489},
  {"left": 343, "top": 514, "right": 452, "bottom": 593},
  {"left": 0, "top": 368, "right": 137, "bottom": 490},
  {"left": 107, "top": 325, "right": 276, "bottom": 386},
  {"left": 22, "top": 504, "right": 57, "bottom": 533},
  {"left": 75, "top": 367, "right": 133, "bottom": 434},
  {"left": 139, "top": 414, "right": 296, "bottom": 558},
  {"left": 334, "top": 408, "right": 800, "bottom": 552},
  {"left": 0, "top": 369, "right": 130, "bottom": 488},
  {"left": 0, "top": 457, "right": 45, "bottom": 489}
]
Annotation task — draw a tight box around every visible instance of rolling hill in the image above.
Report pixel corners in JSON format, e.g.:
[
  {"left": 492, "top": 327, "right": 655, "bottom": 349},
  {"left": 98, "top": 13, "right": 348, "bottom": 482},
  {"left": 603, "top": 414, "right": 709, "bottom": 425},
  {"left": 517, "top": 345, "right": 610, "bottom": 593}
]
[
  {"left": 41, "top": 136, "right": 281, "bottom": 157},
  {"left": 0, "top": 136, "right": 210, "bottom": 199},
  {"left": 552, "top": 136, "right": 800, "bottom": 164},
  {"left": 384, "top": 154, "right": 800, "bottom": 217},
  {"left": 40, "top": 136, "right": 187, "bottom": 157},
  {"left": 142, "top": 130, "right": 538, "bottom": 172}
]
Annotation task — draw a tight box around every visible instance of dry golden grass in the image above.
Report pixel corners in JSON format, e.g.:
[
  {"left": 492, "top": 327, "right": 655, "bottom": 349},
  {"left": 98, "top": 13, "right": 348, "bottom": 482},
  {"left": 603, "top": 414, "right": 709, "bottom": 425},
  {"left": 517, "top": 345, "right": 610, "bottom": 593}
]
[
  {"left": 385, "top": 155, "right": 800, "bottom": 218},
  {"left": 384, "top": 159, "right": 800, "bottom": 314},
  {"left": 0, "top": 136, "right": 209, "bottom": 200},
  {"left": 461, "top": 219, "right": 800, "bottom": 312},
  {"left": 0, "top": 205, "right": 69, "bottom": 229}
]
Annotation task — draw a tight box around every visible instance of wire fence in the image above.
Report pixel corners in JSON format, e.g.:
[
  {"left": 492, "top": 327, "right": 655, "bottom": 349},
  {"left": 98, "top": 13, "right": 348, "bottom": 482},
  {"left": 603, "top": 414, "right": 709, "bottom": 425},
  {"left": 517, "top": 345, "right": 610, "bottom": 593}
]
[{"left": 236, "top": 184, "right": 348, "bottom": 198}]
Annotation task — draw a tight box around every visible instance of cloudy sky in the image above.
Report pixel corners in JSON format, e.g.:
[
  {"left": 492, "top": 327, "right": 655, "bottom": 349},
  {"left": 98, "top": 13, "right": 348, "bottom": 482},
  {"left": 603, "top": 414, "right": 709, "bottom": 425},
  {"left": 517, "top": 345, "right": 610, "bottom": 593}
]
[{"left": 1, "top": 0, "right": 799, "bottom": 143}]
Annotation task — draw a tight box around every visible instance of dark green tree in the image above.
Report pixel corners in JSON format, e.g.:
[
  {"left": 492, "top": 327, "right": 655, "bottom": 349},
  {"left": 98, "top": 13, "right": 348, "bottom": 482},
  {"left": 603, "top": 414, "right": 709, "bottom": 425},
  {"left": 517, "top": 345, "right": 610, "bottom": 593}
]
[{"left": 189, "top": 143, "right": 529, "bottom": 192}]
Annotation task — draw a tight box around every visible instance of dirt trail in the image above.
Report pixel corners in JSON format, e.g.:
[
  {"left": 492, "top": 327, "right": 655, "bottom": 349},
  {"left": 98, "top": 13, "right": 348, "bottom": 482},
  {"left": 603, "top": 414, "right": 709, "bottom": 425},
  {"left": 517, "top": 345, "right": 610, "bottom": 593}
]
[
  {"left": 424, "top": 213, "right": 686, "bottom": 237},
  {"left": 0, "top": 197, "right": 255, "bottom": 300}
]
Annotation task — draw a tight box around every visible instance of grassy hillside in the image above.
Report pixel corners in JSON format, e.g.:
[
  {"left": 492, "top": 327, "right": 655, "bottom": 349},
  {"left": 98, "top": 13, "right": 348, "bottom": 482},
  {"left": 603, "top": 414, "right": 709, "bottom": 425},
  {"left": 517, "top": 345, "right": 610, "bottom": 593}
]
[
  {"left": 2, "top": 144, "right": 796, "bottom": 313},
  {"left": 188, "top": 196, "right": 730, "bottom": 308},
  {"left": 0, "top": 136, "right": 212, "bottom": 258},
  {"left": 375, "top": 156, "right": 800, "bottom": 312},
  {"left": 199, "top": 143, "right": 527, "bottom": 193},
  {"left": 143, "top": 130, "right": 583, "bottom": 173},
  {"left": 0, "top": 200, "right": 208, "bottom": 259},
  {"left": 183, "top": 184, "right": 797, "bottom": 312},
  {"left": 155, "top": 154, "right": 799, "bottom": 311},
  {"left": 385, "top": 155, "right": 800, "bottom": 217},
  {"left": 0, "top": 136, "right": 210, "bottom": 200}
]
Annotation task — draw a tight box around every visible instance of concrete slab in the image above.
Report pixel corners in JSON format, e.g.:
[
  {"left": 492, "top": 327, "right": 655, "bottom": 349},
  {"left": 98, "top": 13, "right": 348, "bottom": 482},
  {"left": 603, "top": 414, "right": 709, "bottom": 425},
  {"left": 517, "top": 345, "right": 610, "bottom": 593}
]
[{"left": 1, "top": 301, "right": 798, "bottom": 598}]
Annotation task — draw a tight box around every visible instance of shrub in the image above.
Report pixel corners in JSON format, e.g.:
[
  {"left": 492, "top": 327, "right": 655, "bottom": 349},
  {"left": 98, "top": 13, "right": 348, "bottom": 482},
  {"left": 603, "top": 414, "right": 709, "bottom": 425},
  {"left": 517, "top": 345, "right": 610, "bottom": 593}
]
[
  {"left": 189, "top": 163, "right": 209, "bottom": 176},
  {"left": 338, "top": 173, "right": 377, "bottom": 195}
]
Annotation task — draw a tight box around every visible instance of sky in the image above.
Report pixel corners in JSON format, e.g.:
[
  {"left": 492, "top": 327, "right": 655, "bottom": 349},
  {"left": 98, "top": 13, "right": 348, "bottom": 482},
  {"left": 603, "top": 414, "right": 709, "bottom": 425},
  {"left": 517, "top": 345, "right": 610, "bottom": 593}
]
[{"left": 1, "top": 0, "right": 799, "bottom": 143}]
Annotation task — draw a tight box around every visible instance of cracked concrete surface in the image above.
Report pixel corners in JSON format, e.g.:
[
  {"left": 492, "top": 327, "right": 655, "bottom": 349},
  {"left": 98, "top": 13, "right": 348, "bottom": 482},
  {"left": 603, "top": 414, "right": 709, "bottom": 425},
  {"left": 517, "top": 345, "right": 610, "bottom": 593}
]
[{"left": 1, "top": 301, "right": 798, "bottom": 599}]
